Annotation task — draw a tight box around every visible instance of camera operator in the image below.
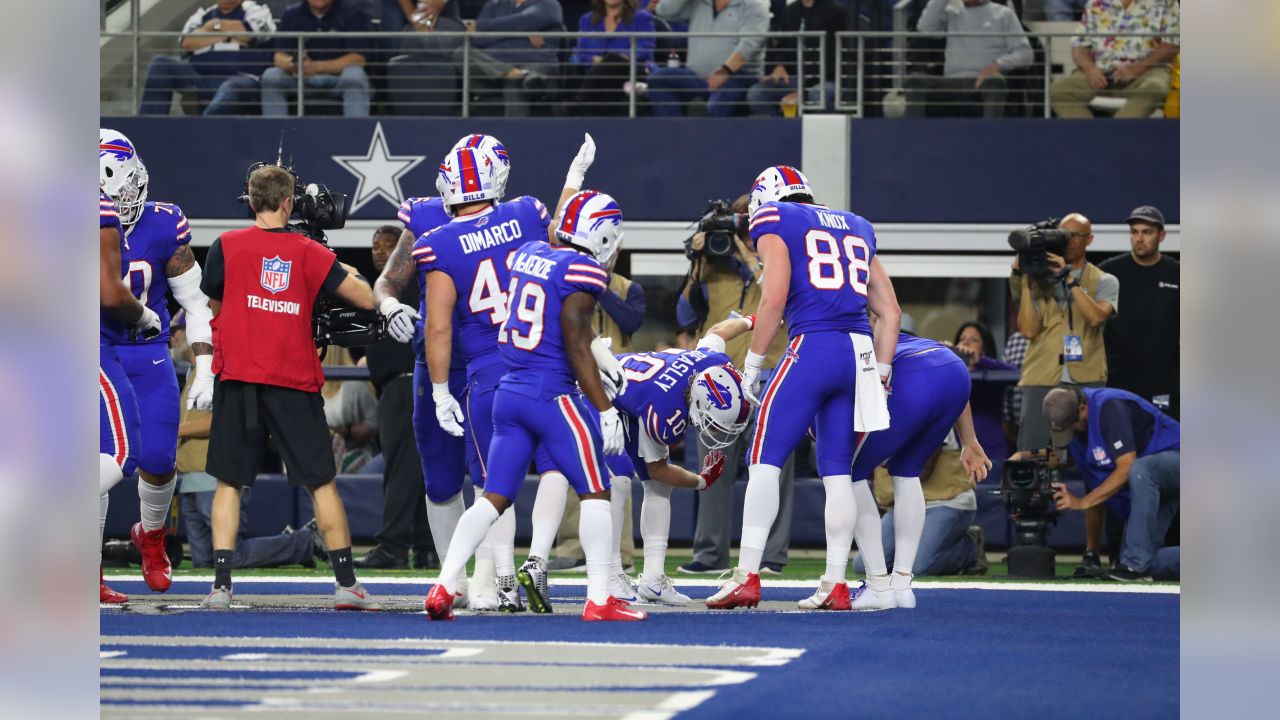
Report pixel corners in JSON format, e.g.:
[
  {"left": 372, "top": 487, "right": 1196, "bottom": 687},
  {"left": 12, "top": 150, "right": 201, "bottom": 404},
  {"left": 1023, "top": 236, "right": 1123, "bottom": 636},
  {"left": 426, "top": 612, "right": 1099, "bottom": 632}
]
[
  {"left": 198, "top": 164, "right": 381, "bottom": 610},
  {"left": 1009, "top": 213, "right": 1118, "bottom": 453},
  {"left": 674, "top": 194, "right": 795, "bottom": 575},
  {"left": 1035, "top": 386, "right": 1180, "bottom": 582}
]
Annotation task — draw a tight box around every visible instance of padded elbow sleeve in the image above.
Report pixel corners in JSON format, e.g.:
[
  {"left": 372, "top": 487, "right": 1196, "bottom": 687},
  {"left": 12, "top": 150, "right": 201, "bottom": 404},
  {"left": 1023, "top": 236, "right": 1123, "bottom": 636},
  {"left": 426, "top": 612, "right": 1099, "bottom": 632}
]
[{"left": 169, "top": 263, "right": 213, "bottom": 346}]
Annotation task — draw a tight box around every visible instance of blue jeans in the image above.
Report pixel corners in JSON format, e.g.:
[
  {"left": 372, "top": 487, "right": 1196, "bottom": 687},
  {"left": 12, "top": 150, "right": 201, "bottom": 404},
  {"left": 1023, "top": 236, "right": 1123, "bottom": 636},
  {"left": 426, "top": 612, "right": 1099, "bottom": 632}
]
[
  {"left": 261, "top": 65, "right": 371, "bottom": 117},
  {"left": 1120, "top": 450, "right": 1180, "bottom": 575},
  {"left": 647, "top": 66, "right": 755, "bottom": 117},
  {"left": 139, "top": 55, "right": 259, "bottom": 115},
  {"left": 746, "top": 78, "right": 835, "bottom": 116},
  {"left": 853, "top": 504, "right": 977, "bottom": 576},
  {"left": 179, "top": 487, "right": 316, "bottom": 568},
  {"left": 1043, "top": 0, "right": 1089, "bottom": 21}
]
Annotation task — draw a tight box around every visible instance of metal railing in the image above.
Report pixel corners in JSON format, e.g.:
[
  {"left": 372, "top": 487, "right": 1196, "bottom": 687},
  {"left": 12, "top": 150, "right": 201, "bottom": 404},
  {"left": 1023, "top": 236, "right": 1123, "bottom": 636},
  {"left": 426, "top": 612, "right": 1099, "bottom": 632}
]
[{"left": 99, "top": 29, "right": 1175, "bottom": 119}]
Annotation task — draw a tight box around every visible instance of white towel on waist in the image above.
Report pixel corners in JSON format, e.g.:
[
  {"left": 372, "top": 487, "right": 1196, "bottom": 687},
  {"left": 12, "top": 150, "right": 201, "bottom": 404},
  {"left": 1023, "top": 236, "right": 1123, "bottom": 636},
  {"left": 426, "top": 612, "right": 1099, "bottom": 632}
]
[{"left": 851, "top": 332, "right": 890, "bottom": 432}]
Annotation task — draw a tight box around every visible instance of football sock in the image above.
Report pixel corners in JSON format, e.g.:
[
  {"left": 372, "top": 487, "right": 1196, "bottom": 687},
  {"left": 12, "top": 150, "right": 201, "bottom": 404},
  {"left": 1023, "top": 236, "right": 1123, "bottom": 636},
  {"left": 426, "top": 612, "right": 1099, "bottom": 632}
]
[
  {"left": 99, "top": 454, "right": 123, "bottom": 495},
  {"left": 426, "top": 492, "right": 465, "bottom": 582},
  {"left": 489, "top": 506, "right": 516, "bottom": 577},
  {"left": 851, "top": 480, "right": 888, "bottom": 576},
  {"left": 213, "top": 549, "right": 233, "bottom": 589},
  {"left": 328, "top": 547, "right": 356, "bottom": 588},
  {"left": 529, "top": 472, "right": 568, "bottom": 562},
  {"left": 739, "top": 464, "right": 782, "bottom": 574},
  {"left": 99, "top": 493, "right": 109, "bottom": 562},
  {"left": 891, "top": 476, "right": 925, "bottom": 576},
  {"left": 640, "top": 480, "right": 672, "bottom": 582},
  {"left": 579, "top": 498, "right": 612, "bottom": 604},
  {"left": 438, "top": 498, "right": 499, "bottom": 595},
  {"left": 822, "top": 475, "right": 856, "bottom": 583},
  {"left": 609, "top": 474, "right": 631, "bottom": 575},
  {"left": 138, "top": 477, "right": 176, "bottom": 532}
]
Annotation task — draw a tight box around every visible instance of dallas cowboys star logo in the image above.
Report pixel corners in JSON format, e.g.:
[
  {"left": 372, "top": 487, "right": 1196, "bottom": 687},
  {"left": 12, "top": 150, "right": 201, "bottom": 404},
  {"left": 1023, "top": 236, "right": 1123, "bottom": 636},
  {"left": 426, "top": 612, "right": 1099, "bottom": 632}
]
[{"left": 332, "top": 122, "right": 425, "bottom": 213}]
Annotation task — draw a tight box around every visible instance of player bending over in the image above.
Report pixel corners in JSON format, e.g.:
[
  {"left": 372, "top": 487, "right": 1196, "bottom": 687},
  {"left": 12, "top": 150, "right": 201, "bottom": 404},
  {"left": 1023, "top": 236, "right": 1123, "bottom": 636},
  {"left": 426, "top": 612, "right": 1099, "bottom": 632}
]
[
  {"left": 425, "top": 189, "right": 642, "bottom": 621},
  {"left": 708, "top": 166, "right": 901, "bottom": 609},
  {"left": 100, "top": 129, "right": 216, "bottom": 596}
]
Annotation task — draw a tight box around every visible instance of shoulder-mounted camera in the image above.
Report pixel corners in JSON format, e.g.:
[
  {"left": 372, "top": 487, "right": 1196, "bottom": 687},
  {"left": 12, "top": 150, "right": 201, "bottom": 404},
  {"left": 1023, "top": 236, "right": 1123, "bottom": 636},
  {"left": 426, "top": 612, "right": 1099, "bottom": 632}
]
[
  {"left": 685, "top": 199, "right": 748, "bottom": 260},
  {"left": 1008, "top": 218, "right": 1070, "bottom": 282}
]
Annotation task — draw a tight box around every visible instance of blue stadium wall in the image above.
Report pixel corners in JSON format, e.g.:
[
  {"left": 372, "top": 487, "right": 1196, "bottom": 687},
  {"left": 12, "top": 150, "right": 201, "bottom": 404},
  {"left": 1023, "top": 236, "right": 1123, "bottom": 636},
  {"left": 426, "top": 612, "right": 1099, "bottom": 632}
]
[{"left": 103, "top": 117, "right": 1178, "bottom": 224}]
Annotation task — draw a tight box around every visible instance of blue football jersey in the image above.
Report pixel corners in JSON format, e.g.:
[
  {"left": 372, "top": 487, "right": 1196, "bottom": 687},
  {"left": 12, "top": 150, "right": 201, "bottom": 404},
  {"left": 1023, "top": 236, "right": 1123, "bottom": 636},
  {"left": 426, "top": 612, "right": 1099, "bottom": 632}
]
[
  {"left": 614, "top": 346, "right": 733, "bottom": 447},
  {"left": 398, "top": 195, "right": 460, "bottom": 362},
  {"left": 498, "top": 240, "right": 607, "bottom": 399},
  {"left": 100, "top": 193, "right": 130, "bottom": 346},
  {"left": 112, "top": 201, "right": 192, "bottom": 345},
  {"left": 413, "top": 196, "right": 550, "bottom": 375},
  {"left": 892, "top": 333, "right": 957, "bottom": 369},
  {"left": 748, "top": 202, "right": 877, "bottom": 338}
]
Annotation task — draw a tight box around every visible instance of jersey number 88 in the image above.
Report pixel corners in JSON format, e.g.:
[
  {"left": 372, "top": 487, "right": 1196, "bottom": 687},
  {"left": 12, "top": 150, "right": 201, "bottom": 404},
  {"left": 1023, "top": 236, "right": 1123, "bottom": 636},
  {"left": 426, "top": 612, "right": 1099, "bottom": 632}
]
[{"left": 805, "top": 229, "right": 870, "bottom": 295}]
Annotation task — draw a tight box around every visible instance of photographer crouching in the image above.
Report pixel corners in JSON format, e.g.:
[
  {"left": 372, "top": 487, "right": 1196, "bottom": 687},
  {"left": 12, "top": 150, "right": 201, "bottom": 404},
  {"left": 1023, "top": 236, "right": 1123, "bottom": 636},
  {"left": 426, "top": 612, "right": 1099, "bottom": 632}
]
[
  {"left": 675, "top": 196, "right": 795, "bottom": 575},
  {"left": 1008, "top": 213, "right": 1118, "bottom": 453},
  {"left": 198, "top": 164, "right": 381, "bottom": 610}
]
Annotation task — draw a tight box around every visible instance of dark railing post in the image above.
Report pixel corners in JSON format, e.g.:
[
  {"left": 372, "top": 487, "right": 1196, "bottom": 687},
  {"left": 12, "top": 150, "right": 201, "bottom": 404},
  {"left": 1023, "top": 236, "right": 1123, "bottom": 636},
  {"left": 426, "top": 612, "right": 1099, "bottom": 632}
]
[
  {"left": 461, "top": 35, "right": 471, "bottom": 119},
  {"left": 628, "top": 35, "right": 637, "bottom": 118},
  {"left": 856, "top": 35, "right": 864, "bottom": 117},
  {"left": 296, "top": 35, "right": 305, "bottom": 116}
]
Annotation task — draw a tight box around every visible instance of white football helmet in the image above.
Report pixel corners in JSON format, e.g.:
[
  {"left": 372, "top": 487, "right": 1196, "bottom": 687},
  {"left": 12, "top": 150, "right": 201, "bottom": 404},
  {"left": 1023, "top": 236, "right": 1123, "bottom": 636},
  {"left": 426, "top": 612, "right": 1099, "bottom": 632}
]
[
  {"left": 688, "top": 365, "right": 750, "bottom": 450},
  {"left": 554, "top": 190, "right": 624, "bottom": 268},
  {"left": 748, "top": 165, "right": 813, "bottom": 216},
  {"left": 99, "top": 128, "right": 149, "bottom": 228},
  {"left": 436, "top": 143, "right": 508, "bottom": 214}
]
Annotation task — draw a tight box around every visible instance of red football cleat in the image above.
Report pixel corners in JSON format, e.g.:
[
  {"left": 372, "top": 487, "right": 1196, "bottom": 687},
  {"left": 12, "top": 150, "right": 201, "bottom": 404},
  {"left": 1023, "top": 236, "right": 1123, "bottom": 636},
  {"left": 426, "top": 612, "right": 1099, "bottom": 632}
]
[
  {"left": 424, "top": 582, "right": 457, "bottom": 620},
  {"left": 100, "top": 569, "right": 128, "bottom": 604},
  {"left": 131, "top": 522, "right": 173, "bottom": 593},
  {"left": 582, "top": 596, "right": 647, "bottom": 622},
  {"left": 797, "top": 580, "right": 851, "bottom": 610},
  {"left": 704, "top": 568, "right": 761, "bottom": 609}
]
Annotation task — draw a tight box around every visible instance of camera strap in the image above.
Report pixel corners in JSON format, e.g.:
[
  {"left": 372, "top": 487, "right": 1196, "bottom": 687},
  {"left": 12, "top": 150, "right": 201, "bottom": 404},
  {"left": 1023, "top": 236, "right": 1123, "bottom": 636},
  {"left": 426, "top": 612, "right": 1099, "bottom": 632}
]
[{"left": 1061, "top": 278, "right": 1074, "bottom": 332}]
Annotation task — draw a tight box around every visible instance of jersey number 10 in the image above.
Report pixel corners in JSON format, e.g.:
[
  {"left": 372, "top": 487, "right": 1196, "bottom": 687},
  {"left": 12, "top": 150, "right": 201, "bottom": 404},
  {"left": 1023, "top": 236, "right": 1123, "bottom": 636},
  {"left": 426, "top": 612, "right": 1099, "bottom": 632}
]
[{"left": 805, "top": 229, "right": 870, "bottom": 296}]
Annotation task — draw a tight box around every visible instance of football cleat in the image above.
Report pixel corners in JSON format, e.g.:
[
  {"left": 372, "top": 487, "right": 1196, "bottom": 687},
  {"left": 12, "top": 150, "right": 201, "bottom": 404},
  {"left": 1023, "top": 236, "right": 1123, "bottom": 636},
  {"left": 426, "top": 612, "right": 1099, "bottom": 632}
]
[
  {"left": 890, "top": 572, "right": 916, "bottom": 609},
  {"left": 452, "top": 576, "right": 470, "bottom": 609},
  {"left": 850, "top": 578, "right": 897, "bottom": 611},
  {"left": 582, "top": 595, "right": 647, "bottom": 622},
  {"left": 610, "top": 572, "right": 638, "bottom": 603},
  {"left": 100, "top": 569, "right": 127, "bottom": 604},
  {"left": 517, "top": 557, "right": 552, "bottom": 614},
  {"left": 334, "top": 582, "right": 382, "bottom": 611},
  {"left": 130, "top": 522, "right": 172, "bottom": 592},
  {"left": 705, "top": 568, "right": 760, "bottom": 609},
  {"left": 497, "top": 575, "right": 525, "bottom": 613},
  {"left": 201, "top": 585, "right": 232, "bottom": 611},
  {"left": 424, "top": 583, "right": 457, "bottom": 620},
  {"left": 635, "top": 574, "right": 692, "bottom": 606},
  {"left": 797, "top": 579, "right": 851, "bottom": 610}
]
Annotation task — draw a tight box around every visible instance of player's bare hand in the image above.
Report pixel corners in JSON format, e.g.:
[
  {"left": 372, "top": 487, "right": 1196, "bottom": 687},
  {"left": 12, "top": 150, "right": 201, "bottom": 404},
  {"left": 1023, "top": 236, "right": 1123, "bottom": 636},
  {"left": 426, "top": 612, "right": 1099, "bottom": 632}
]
[
  {"left": 432, "top": 385, "right": 466, "bottom": 437},
  {"left": 600, "top": 407, "right": 625, "bottom": 456},
  {"left": 698, "top": 449, "right": 726, "bottom": 489},
  {"left": 379, "top": 297, "right": 420, "bottom": 344},
  {"left": 960, "top": 442, "right": 992, "bottom": 485}
]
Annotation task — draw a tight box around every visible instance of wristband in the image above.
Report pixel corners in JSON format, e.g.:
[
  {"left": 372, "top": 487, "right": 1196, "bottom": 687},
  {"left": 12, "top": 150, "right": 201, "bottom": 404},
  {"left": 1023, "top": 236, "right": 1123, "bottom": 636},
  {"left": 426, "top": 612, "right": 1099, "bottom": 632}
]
[
  {"left": 877, "top": 362, "right": 892, "bottom": 377},
  {"left": 379, "top": 296, "right": 400, "bottom": 315},
  {"left": 431, "top": 382, "right": 452, "bottom": 400},
  {"left": 744, "top": 314, "right": 757, "bottom": 330},
  {"left": 745, "top": 350, "right": 766, "bottom": 370}
]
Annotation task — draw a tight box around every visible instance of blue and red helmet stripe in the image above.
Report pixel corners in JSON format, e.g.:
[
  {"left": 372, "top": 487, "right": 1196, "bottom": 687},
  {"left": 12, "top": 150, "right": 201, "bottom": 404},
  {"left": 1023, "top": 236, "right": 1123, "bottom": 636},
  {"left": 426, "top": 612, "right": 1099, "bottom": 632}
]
[
  {"left": 777, "top": 165, "right": 804, "bottom": 187},
  {"left": 558, "top": 190, "right": 599, "bottom": 236},
  {"left": 457, "top": 149, "right": 481, "bottom": 193}
]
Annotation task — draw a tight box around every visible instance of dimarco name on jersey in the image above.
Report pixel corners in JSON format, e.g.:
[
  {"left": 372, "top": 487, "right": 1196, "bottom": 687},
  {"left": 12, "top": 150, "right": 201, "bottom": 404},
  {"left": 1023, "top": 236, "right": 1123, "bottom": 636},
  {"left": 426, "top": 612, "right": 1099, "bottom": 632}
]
[{"left": 459, "top": 219, "right": 524, "bottom": 254}]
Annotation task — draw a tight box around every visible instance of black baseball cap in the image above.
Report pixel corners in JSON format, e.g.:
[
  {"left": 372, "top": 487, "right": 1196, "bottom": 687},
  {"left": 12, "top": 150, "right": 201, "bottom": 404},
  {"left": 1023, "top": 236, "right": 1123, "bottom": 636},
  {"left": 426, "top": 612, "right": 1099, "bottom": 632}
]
[
  {"left": 1126, "top": 205, "right": 1165, "bottom": 228},
  {"left": 1043, "top": 387, "right": 1084, "bottom": 448}
]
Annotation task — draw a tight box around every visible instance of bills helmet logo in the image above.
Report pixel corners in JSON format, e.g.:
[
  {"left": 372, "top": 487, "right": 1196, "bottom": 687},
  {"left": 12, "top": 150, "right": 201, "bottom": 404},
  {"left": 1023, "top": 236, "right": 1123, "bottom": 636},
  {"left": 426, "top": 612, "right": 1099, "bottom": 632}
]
[
  {"left": 260, "top": 256, "right": 292, "bottom": 294},
  {"left": 698, "top": 376, "right": 736, "bottom": 413},
  {"left": 99, "top": 137, "right": 136, "bottom": 162}
]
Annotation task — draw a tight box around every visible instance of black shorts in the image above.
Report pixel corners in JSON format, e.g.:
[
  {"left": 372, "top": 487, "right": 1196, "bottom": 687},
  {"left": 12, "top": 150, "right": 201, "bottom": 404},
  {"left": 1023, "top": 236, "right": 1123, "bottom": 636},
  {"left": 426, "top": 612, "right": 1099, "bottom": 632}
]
[{"left": 206, "top": 379, "right": 335, "bottom": 489}]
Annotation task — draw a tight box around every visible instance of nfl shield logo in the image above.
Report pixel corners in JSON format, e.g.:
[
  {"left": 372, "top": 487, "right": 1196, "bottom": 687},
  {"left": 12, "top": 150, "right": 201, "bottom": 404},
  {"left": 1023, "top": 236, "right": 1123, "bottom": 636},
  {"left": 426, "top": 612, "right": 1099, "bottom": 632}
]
[
  {"left": 261, "top": 256, "right": 291, "bottom": 294},
  {"left": 1092, "top": 447, "right": 1108, "bottom": 463}
]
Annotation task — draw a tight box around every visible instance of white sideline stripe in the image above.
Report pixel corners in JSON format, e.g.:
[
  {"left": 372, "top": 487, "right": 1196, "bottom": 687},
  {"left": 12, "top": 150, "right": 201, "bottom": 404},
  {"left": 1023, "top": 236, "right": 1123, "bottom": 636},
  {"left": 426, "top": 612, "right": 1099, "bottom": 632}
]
[
  {"left": 111, "top": 574, "right": 1179, "bottom": 595},
  {"left": 100, "top": 650, "right": 127, "bottom": 659},
  {"left": 353, "top": 670, "right": 408, "bottom": 683},
  {"left": 622, "top": 690, "right": 718, "bottom": 720}
]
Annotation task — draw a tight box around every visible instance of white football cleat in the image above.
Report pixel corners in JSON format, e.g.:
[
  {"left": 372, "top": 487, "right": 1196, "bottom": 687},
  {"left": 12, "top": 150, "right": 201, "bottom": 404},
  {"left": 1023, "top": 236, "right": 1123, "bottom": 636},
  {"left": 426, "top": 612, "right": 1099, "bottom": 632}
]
[
  {"left": 470, "top": 570, "right": 498, "bottom": 612},
  {"left": 891, "top": 572, "right": 916, "bottom": 609},
  {"left": 850, "top": 575, "right": 896, "bottom": 611},
  {"left": 609, "top": 572, "right": 639, "bottom": 603},
  {"left": 635, "top": 574, "right": 692, "bottom": 606},
  {"left": 452, "top": 576, "right": 470, "bottom": 609}
]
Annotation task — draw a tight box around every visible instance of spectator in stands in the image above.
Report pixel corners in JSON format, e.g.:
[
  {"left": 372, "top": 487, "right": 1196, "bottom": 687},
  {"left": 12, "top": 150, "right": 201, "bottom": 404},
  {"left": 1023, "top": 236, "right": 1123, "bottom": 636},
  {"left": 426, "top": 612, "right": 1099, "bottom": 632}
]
[
  {"left": 746, "top": 0, "right": 845, "bottom": 116},
  {"left": 563, "top": 0, "right": 657, "bottom": 116},
  {"left": 675, "top": 195, "right": 794, "bottom": 574},
  {"left": 649, "top": 0, "right": 769, "bottom": 117},
  {"left": 322, "top": 354, "right": 379, "bottom": 473},
  {"left": 393, "top": 0, "right": 467, "bottom": 52},
  {"left": 357, "top": 226, "right": 439, "bottom": 570},
  {"left": 1043, "top": 0, "right": 1088, "bottom": 21},
  {"left": 1099, "top": 205, "right": 1179, "bottom": 418},
  {"left": 139, "top": 0, "right": 275, "bottom": 115},
  {"left": 946, "top": 321, "right": 1018, "bottom": 460},
  {"left": 854, "top": 441, "right": 988, "bottom": 577},
  {"left": 1010, "top": 213, "right": 1118, "bottom": 453},
  {"left": 1050, "top": 0, "right": 1180, "bottom": 118},
  {"left": 457, "top": 0, "right": 565, "bottom": 117},
  {"left": 1039, "top": 386, "right": 1180, "bottom": 581},
  {"left": 906, "top": 0, "right": 1033, "bottom": 119},
  {"left": 262, "top": 0, "right": 373, "bottom": 117}
]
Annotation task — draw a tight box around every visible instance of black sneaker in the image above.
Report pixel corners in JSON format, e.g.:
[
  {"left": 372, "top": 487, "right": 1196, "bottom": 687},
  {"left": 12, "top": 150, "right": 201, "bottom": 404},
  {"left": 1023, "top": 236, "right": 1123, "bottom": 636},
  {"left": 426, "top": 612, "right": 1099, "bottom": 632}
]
[
  {"left": 1072, "top": 550, "right": 1105, "bottom": 579},
  {"left": 1106, "top": 564, "right": 1153, "bottom": 583},
  {"left": 547, "top": 556, "right": 586, "bottom": 572},
  {"left": 413, "top": 549, "right": 440, "bottom": 570},
  {"left": 354, "top": 545, "right": 409, "bottom": 570},
  {"left": 677, "top": 560, "right": 724, "bottom": 574},
  {"left": 760, "top": 562, "right": 785, "bottom": 575}
]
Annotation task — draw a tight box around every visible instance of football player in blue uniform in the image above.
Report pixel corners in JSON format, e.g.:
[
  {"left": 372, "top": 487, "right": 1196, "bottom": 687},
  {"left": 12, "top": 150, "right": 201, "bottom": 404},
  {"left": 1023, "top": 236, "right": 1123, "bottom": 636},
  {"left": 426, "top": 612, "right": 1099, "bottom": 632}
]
[
  {"left": 100, "top": 130, "right": 217, "bottom": 595},
  {"left": 709, "top": 166, "right": 902, "bottom": 609},
  {"left": 98, "top": 191, "right": 162, "bottom": 604},
  {"left": 426, "top": 189, "right": 645, "bottom": 622}
]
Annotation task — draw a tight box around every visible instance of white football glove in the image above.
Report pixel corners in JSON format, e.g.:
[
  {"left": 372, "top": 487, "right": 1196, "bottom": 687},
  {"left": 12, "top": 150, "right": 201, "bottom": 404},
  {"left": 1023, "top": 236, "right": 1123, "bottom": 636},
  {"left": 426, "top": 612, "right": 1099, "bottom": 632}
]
[
  {"left": 132, "top": 306, "right": 162, "bottom": 342},
  {"left": 564, "top": 132, "right": 596, "bottom": 190},
  {"left": 599, "top": 407, "right": 625, "bottom": 456},
  {"left": 187, "top": 355, "right": 215, "bottom": 411},
  {"left": 590, "top": 337, "right": 627, "bottom": 400},
  {"left": 741, "top": 351, "right": 766, "bottom": 406},
  {"left": 378, "top": 296, "right": 420, "bottom": 344},
  {"left": 432, "top": 382, "right": 466, "bottom": 437}
]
